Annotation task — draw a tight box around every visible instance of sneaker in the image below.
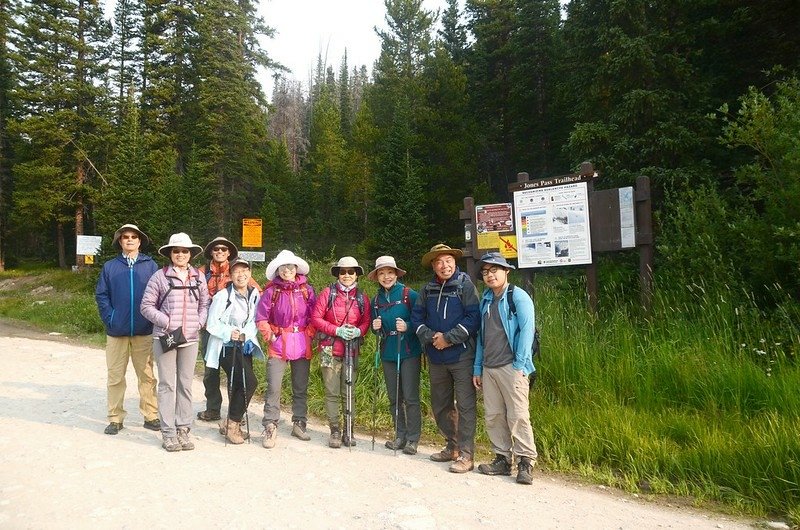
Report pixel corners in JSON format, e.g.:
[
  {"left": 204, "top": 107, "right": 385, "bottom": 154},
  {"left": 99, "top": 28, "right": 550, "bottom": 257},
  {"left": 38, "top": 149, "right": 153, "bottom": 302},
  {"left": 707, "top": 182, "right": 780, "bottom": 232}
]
[
  {"left": 197, "top": 410, "right": 221, "bottom": 421},
  {"left": 262, "top": 423, "right": 277, "bottom": 449},
  {"left": 402, "top": 441, "right": 418, "bottom": 455},
  {"left": 516, "top": 457, "right": 535, "bottom": 485},
  {"left": 385, "top": 438, "right": 406, "bottom": 451},
  {"left": 162, "top": 436, "right": 181, "bottom": 452},
  {"left": 291, "top": 421, "right": 311, "bottom": 441},
  {"left": 478, "top": 454, "right": 512, "bottom": 476},
  {"left": 328, "top": 426, "right": 342, "bottom": 449},
  {"left": 143, "top": 419, "right": 160, "bottom": 431},
  {"left": 104, "top": 422, "right": 123, "bottom": 435},
  {"left": 176, "top": 428, "right": 194, "bottom": 451},
  {"left": 448, "top": 455, "right": 474, "bottom": 474},
  {"left": 429, "top": 447, "right": 459, "bottom": 462}
]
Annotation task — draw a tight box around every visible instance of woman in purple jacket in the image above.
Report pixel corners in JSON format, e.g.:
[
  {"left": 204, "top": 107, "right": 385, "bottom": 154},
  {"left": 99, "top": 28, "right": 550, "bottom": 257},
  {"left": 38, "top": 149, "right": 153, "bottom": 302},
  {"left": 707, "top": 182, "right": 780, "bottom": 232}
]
[
  {"left": 140, "top": 233, "right": 210, "bottom": 452},
  {"left": 255, "top": 250, "right": 316, "bottom": 449}
]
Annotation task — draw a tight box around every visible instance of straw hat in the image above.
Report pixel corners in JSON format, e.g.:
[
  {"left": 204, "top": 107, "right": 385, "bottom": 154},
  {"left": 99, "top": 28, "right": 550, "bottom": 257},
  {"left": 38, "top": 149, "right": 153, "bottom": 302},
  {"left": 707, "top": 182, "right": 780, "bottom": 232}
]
[
  {"left": 203, "top": 237, "right": 239, "bottom": 261},
  {"left": 367, "top": 256, "right": 407, "bottom": 281},
  {"left": 420, "top": 243, "right": 463, "bottom": 268},
  {"left": 265, "top": 249, "right": 310, "bottom": 280},
  {"left": 330, "top": 256, "right": 363, "bottom": 277},
  {"left": 158, "top": 233, "right": 203, "bottom": 259},
  {"left": 112, "top": 224, "right": 150, "bottom": 249}
]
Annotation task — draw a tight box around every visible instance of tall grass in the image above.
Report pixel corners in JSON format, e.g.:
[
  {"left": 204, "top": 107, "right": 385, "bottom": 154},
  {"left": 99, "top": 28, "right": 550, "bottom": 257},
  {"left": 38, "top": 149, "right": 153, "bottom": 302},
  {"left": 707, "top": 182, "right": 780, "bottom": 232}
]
[{"left": 2, "top": 261, "right": 799, "bottom": 521}]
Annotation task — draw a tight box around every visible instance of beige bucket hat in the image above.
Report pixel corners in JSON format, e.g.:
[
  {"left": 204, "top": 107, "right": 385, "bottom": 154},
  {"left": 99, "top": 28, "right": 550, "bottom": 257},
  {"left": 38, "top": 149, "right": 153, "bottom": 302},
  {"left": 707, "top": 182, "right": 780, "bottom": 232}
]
[
  {"left": 367, "top": 256, "right": 407, "bottom": 281},
  {"left": 158, "top": 232, "right": 203, "bottom": 259}
]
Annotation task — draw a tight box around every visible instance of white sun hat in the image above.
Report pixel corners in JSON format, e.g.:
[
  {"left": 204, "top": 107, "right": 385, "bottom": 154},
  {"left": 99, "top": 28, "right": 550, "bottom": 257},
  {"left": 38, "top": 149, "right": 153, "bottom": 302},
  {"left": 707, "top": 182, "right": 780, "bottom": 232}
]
[{"left": 265, "top": 249, "right": 310, "bottom": 280}]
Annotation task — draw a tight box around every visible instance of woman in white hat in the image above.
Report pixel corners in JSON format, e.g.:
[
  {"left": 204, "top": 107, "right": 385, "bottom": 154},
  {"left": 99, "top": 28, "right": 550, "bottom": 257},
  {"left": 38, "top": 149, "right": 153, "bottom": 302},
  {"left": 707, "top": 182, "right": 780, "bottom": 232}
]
[
  {"left": 368, "top": 256, "right": 423, "bottom": 455},
  {"left": 254, "top": 250, "right": 316, "bottom": 449},
  {"left": 140, "top": 233, "right": 210, "bottom": 452},
  {"left": 310, "top": 256, "right": 371, "bottom": 448}
]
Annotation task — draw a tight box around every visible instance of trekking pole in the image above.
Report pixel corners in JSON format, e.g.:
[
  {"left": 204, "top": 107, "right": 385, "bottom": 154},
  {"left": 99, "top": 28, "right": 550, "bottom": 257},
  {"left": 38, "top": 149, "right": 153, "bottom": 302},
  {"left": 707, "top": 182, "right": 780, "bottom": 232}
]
[
  {"left": 394, "top": 332, "right": 401, "bottom": 456},
  {"left": 344, "top": 338, "right": 354, "bottom": 453},
  {"left": 225, "top": 347, "right": 233, "bottom": 448},
  {"left": 371, "top": 336, "right": 381, "bottom": 451},
  {"left": 238, "top": 335, "right": 251, "bottom": 444}
]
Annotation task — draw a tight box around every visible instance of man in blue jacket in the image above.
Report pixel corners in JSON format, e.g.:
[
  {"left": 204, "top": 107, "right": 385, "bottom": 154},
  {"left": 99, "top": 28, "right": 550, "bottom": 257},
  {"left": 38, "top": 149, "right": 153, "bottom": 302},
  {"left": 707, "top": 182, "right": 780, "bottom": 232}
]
[
  {"left": 95, "top": 224, "right": 159, "bottom": 435},
  {"left": 411, "top": 243, "right": 481, "bottom": 473},
  {"left": 472, "top": 252, "right": 537, "bottom": 485}
]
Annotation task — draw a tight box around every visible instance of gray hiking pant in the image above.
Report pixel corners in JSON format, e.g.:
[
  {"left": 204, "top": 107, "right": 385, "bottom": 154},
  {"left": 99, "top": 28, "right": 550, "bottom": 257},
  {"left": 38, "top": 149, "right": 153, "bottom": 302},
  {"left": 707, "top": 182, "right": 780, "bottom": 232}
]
[
  {"left": 262, "top": 356, "right": 311, "bottom": 426},
  {"left": 429, "top": 355, "right": 477, "bottom": 458},
  {"left": 382, "top": 356, "right": 422, "bottom": 443},
  {"left": 153, "top": 340, "right": 198, "bottom": 437}
]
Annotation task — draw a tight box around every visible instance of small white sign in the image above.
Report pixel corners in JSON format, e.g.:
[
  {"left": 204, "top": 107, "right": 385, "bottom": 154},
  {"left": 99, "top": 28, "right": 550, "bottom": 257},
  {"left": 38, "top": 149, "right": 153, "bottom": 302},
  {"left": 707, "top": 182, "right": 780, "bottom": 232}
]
[
  {"left": 619, "top": 187, "right": 636, "bottom": 248},
  {"left": 76, "top": 235, "right": 102, "bottom": 255},
  {"left": 238, "top": 251, "right": 266, "bottom": 263}
]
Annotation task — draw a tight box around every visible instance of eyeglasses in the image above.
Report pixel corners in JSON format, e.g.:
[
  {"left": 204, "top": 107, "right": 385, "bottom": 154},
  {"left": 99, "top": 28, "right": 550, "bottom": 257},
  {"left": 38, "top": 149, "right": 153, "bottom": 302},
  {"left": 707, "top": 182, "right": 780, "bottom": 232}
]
[
  {"left": 171, "top": 248, "right": 190, "bottom": 254},
  {"left": 339, "top": 268, "right": 357, "bottom": 276},
  {"left": 121, "top": 234, "right": 139, "bottom": 240},
  {"left": 480, "top": 266, "right": 502, "bottom": 277},
  {"left": 212, "top": 246, "right": 229, "bottom": 252}
]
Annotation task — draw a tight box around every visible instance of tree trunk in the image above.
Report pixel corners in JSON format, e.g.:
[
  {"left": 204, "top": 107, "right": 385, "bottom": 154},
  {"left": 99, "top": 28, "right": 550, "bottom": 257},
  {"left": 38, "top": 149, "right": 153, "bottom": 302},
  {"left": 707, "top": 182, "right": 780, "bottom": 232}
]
[{"left": 57, "top": 222, "right": 67, "bottom": 269}]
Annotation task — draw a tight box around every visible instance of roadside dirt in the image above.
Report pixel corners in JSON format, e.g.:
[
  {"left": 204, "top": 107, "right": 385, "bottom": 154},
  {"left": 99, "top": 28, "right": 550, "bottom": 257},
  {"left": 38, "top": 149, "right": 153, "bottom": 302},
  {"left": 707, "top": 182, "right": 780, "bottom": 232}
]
[{"left": 0, "top": 323, "right": 758, "bottom": 529}]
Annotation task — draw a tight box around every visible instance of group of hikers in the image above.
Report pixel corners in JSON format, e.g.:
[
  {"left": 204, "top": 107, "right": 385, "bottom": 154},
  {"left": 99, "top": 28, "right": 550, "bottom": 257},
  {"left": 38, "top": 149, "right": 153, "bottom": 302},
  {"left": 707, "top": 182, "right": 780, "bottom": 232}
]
[{"left": 94, "top": 223, "right": 538, "bottom": 485}]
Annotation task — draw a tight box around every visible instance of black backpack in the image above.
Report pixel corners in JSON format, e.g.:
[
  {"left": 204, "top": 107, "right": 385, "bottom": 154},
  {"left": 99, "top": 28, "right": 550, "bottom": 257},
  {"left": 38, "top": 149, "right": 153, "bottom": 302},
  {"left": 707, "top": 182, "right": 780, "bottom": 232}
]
[{"left": 506, "top": 284, "right": 541, "bottom": 388}]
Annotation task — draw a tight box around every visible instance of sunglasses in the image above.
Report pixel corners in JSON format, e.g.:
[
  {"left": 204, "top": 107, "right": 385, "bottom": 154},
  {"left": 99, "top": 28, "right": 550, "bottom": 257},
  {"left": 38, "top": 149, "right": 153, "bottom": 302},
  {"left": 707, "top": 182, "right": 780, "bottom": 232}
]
[
  {"left": 278, "top": 264, "right": 297, "bottom": 271},
  {"left": 339, "top": 268, "right": 357, "bottom": 276},
  {"left": 171, "top": 248, "right": 190, "bottom": 254},
  {"left": 212, "top": 246, "right": 229, "bottom": 252},
  {"left": 120, "top": 234, "right": 139, "bottom": 240}
]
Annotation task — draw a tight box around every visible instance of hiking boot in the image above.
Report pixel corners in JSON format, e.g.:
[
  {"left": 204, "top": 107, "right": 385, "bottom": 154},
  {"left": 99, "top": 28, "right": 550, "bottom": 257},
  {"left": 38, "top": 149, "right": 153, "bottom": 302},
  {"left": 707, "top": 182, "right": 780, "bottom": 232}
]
[
  {"left": 291, "top": 421, "right": 311, "bottom": 441},
  {"left": 402, "top": 441, "right": 418, "bottom": 455},
  {"left": 223, "top": 418, "right": 244, "bottom": 444},
  {"left": 262, "top": 423, "right": 277, "bottom": 449},
  {"left": 162, "top": 436, "right": 181, "bottom": 452},
  {"left": 516, "top": 457, "right": 535, "bottom": 485},
  {"left": 478, "top": 454, "right": 512, "bottom": 476},
  {"left": 429, "top": 447, "right": 458, "bottom": 462},
  {"left": 143, "top": 419, "right": 160, "bottom": 431},
  {"left": 328, "top": 426, "right": 342, "bottom": 449},
  {"left": 104, "top": 422, "right": 123, "bottom": 435},
  {"left": 449, "top": 455, "right": 474, "bottom": 473},
  {"left": 176, "top": 428, "right": 194, "bottom": 451},
  {"left": 385, "top": 437, "right": 406, "bottom": 451},
  {"left": 197, "top": 410, "right": 221, "bottom": 422},
  {"left": 342, "top": 430, "right": 357, "bottom": 447}
]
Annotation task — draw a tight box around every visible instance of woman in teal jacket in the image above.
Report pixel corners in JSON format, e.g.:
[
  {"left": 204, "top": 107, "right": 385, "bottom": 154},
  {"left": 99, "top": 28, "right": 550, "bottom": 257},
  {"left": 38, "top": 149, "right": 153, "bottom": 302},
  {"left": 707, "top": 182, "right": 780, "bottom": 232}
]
[{"left": 368, "top": 256, "right": 422, "bottom": 455}]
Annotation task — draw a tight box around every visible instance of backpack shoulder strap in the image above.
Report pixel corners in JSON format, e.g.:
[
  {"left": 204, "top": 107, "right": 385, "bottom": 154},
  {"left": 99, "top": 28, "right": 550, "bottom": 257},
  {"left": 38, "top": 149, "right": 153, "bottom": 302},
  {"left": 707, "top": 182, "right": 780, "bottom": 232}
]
[
  {"left": 156, "top": 270, "right": 175, "bottom": 310},
  {"left": 327, "top": 283, "right": 337, "bottom": 310},
  {"left": 506, "top": 284, "right": 517, "bottom": 318},
  {"left": 402, "top": 286, "right": 411, "bottom": 310}
]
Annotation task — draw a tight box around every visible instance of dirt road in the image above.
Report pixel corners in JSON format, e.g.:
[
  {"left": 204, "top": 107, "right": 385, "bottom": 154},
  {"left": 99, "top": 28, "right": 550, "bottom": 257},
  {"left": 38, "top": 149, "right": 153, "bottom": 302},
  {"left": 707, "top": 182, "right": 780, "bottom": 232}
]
[{"left": 0, "top": 330, "right": 756, "bottom": 529}]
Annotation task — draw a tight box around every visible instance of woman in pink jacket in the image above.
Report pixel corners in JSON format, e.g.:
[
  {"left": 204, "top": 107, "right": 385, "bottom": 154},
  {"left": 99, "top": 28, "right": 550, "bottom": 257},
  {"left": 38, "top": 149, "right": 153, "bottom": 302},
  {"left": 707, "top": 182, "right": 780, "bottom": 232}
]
[
  {"left": 311, "top": 256, "right": 370, "bottom": 448},
  {"left": 140, "top": 233, "right": 210, "bottom": 452},
  {"left": 255, "top": 250, "right": 316, "bottom": 449}
]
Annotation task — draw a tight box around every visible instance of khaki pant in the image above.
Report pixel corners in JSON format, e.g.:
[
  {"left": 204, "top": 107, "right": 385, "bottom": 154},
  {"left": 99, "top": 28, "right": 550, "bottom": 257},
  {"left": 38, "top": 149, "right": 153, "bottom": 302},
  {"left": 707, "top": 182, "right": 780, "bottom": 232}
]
[
  {"left": 106, "top": 335, "right": 158, "bottom": 423},
  {"left": 482, "top": 363, "right": 537, "bottom": 462},
  {"left": 321, "top": 355, "right": 359, "bottom": 426}
]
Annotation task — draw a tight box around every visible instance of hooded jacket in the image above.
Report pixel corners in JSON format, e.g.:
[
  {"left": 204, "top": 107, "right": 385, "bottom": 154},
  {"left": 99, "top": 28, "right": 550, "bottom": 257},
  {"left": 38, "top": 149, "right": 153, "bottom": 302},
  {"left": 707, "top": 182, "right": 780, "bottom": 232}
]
[
  {"left": 140, "top": 265, "right": 210, "bottom": 342},
  {"left": 311, "top": 282, "right": 371, "bottom": 358},
  {"left": 205, "top": 283, "right": 265, "bottom": 369},
  {"left": 473, "top": 284, "right": 536, "bottom": 377},
  {"left": 411, "top": 269, "right": 480, "bottom": 364},
  {"left": 95, "top": 253, "right": 158, "bottom": 337},
  {"left": 255, "top": 274, "right": 316, "bottom": 361}
]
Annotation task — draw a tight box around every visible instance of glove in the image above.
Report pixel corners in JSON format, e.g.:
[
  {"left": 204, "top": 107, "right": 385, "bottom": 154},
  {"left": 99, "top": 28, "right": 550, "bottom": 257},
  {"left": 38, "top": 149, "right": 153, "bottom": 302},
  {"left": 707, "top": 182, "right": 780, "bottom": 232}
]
[
  {"left": 335, "top": 326, "right": 349, "bottom": 339},
  {"left": 350, "top": 327, "right": 362, "bottom": 339}
]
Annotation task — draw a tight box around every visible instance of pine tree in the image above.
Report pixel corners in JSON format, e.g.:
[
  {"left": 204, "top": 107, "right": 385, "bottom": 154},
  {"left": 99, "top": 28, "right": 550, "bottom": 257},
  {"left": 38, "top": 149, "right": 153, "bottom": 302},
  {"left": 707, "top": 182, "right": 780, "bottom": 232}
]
[
  {"left": 0, "top": 0, "right": 16, "bottom": 270},
  {"left": 439, "top": 0, "right": 468, "bottom": 65},
  {"left": 110, "top": 0, "right": 144, "bottom": 116}
]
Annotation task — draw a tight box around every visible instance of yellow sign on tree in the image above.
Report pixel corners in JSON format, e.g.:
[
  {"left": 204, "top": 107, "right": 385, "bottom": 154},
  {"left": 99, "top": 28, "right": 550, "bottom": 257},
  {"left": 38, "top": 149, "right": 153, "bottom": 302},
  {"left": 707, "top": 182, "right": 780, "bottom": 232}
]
[{"left": 242, "top": 218, "right": 263, "bottom": 248}]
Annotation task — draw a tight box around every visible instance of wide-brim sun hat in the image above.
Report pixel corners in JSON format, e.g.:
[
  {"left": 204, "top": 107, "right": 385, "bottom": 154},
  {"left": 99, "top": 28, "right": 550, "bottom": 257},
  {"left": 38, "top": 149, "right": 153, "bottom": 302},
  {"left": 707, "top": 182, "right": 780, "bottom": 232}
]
[
  {"left": 330, "top": 256, "right": 363, "bottom": 277},
  {"left": 367, "top": 255, "right": 407, "bottom": 281},
  {"left": 479, "top": 251, "right": 516, "bottom": 270},
  {"left": 266, "top": 249, "right": 310, "bottom": 280},
  {"left": 158, "top": 232, "right": 203, "bottom": 259},
  {"left": 112, "top": 223, "right": 150, "bottom": 250},
  {"left": 421, "top": 243, "right": 463, "bottom": 268},
  {"left": 203, "top": 237, "right": 239, "bottom": 261}
]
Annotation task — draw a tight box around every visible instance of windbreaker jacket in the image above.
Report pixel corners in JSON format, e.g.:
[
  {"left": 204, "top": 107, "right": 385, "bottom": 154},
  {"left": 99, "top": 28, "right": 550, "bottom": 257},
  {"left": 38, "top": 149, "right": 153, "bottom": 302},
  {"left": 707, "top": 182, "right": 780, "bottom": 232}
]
[
  {"left": 205, "top": 283, "right": 265, "bottom": 369},
  {"left": 473, "top": 284, "right": 536, "bottom": 377},
  {"left": 411, "top": 269, "right": 480, "bottom": 364},
  {"left": 371, "top": 282, "right": 422, "bottom": 362},
  {"left": 140, "top": 265, "right": 210, "bottom": 342},
  {"left": 95, "top": 253, "right": 158, "bottom": 337},
  {"left": 255, "top": 275, "right": 316, "bottom": 361},
  {"left": 199, "top": 260, "right": 261, "bottom": 297},
  {"left": 311, "top": 283, "right": 371, "bottom": 358}
]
